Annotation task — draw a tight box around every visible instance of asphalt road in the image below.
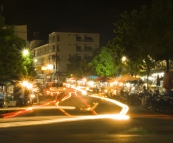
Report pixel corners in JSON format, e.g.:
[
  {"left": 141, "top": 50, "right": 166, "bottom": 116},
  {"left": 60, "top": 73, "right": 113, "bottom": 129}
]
[{"left": 0, "top": 92, "right": 173, "bottom": 143}]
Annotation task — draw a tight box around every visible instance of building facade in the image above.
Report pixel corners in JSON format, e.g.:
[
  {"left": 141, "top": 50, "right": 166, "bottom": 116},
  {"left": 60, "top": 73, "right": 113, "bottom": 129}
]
[
  {"left": 32, "top": 32, "right": 99, "bottom": 83},
  {"left": 14, "top": 25, "right": 27, "bottom": 43},
  {"left": 29, "top": 40, "right": 47, "bottom": 50}
]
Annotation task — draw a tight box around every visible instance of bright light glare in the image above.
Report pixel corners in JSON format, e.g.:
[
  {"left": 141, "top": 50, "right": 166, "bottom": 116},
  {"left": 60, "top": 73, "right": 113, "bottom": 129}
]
[
  {"left": 114, "top": 81, "right": 118, "bottom": 84},
  {"left": 0, "top": 106, "right": 77, "bottom": 110},
  {"left": 126, "top": 82, "right": 130, "bottom": 87},
  {"left": 23, "top": 49, "right": 29, "bottom": 56},
  {"left": 21, "top": 80, "right": 33, "bottom": 89},
  {"left": 87, "top": 81, "right": 94, "bottom": 87},
  {"left": 122, "top": 56, "right": 127, "bottom": 62},
  {"left": 0, "top": 114, "right": 129, "bottom": 128},
  {"left": 34, "top": 59, "right": 37, "bottom": 62},
  {"left": 27, "top": 83, "right": 33, "bottom": 89},
  {"left": 0, "top": 86, "right": 129, "bottom": 128},
  {"left": 47, "top": 64, "right": 53, "bottom": 70},
  {"left": 72, "top": 87, "right": 129, "bottom": 119},
  {"left": 91, "top": 94, "right": 129, "bottom": 117},
  {"left": 21, "top": 80, "right": 28, "bottom": 87},
  {"left": 119, "top": 82, "right": 123, "bottom": 86},
  {"left": 82, "top": 90, "right": 87, "bottom": 95}
]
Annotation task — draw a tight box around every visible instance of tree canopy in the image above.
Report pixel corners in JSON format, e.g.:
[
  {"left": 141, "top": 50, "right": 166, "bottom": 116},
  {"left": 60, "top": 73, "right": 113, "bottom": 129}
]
[
  {"left": 150, "top": 0, "right": 173, "bottom": 71},
  {"left": 108, "top": 0, "right": 173, "bottom": 78},
  {"left": 88, "top": 47, "right": 117, "bottom": 77},
  {"left": 0, "top": 14, "right": 35, "bottom": 79}
]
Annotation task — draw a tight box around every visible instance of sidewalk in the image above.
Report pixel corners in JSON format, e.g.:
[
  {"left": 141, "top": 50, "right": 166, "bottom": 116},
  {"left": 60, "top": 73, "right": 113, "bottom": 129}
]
[{"left": 127, "top": 104, "right": 164, "bottom": 118}]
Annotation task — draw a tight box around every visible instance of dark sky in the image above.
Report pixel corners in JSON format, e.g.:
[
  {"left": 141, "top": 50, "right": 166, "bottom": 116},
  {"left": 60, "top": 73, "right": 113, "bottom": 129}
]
[{"left": 1, "top": 0, "right": 152, "bottom": 46}]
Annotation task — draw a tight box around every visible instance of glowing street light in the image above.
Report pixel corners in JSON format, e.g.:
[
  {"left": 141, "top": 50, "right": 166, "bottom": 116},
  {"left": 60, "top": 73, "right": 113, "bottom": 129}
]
[
  {"left": 34, "top": 59, "right": 37, "bottom": 62},
  {"left": 122, "top": 56, "right": 127, "bottom": 62},
  {"left": 22, "top": 49, "right": 29, "bottom": 56}
]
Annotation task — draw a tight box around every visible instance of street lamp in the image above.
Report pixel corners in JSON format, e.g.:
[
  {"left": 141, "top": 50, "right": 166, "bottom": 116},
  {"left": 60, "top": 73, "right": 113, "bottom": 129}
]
[
  {"left": 122, "top": 56, "right": 127, "bottom": 63},
  {"left": 34, "top": 59, "right": 37, "bottom": 63},
  {"left": 22, "top": 49, "right": 29, "bottom": 56}
]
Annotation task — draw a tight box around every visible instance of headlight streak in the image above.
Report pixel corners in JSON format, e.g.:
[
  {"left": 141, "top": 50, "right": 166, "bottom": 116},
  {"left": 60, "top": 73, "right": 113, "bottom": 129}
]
[
  {"left": 1, "top": 113, "right": 173, "bottom": 129},
  {"left": 86, "top": 102, "right": 98, "bottom": 111},
  {"left": 55, "top": 103, "right": 71, "bottom": 117},
  {"left": 0, "top": 107, "right": 32, "bottom": 111},
  {"left": 0, "top": 114, "right": 129, "bottom": 128},
  {"left": 3, "top": 87, "right": 128, "bottom": 119},
  {"left": 1, "top": 89, "right": 74, "bottom": 118},
  {"left": 1, "top": 100, "right": 56, "bottom": 118},
  {"left": 81, "top": 90, "right": 87, "bottom": 95},
  {"left": 0, "top": 106, "right": 76, "bottom": 111},
  {"left": 60, "top": 93, "right": 72, "bottom": 101},
  {"left": 55, "top": 89, "right": 97, "bottom": 115},
  {"left": 0, "top": 86, "right": 129, "bottom": 128},
  {"left": 91, "top": 94, "right": 129, "bottom": 117},
  {"left": 74, "top": 92, "right": 97, "bottom": 115},
  {"left": 1, "top": 109, "right": 33, "bottom": 119},
  {"left": 54, "top": 93, "right": 72, "bottom": 116},
  {"left": 71, "top": 87, "right": 129, "bottom": 119}
]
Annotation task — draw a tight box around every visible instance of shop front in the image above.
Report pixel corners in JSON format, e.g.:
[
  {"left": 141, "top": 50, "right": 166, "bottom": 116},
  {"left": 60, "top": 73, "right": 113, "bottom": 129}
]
[{"left": 0, "top": 79, "right": 18, "bottom": 107}]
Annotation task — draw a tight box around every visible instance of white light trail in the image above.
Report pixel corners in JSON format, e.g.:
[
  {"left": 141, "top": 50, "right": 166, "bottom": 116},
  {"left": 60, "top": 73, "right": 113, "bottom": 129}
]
[
  {"left": 0, "top": 115, "right": 128, "bottom": 128},
  {"left": 0, "top": 86, "right": 130, "bottom": 128},
  {"left": 72, "top": 87, "right": 129, "bottom": 119},
  {"left": 91, "top": 95, "right": 129, "bottom": 116},
  {"left": 0, "top": 106, "right": 76, "bottom": 110}
]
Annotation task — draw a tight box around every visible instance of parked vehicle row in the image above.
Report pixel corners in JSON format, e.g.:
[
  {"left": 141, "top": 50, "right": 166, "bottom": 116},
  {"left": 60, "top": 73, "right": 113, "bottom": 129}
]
[
  {"left": 108, "top": 89, "right": 173, "bottom": 116},
  {"left": 144, "top": 90, "right": 173, "bottom": 115}
]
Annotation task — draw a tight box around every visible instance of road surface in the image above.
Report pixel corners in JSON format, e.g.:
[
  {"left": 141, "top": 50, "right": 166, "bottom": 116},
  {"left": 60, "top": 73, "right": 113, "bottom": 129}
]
[{"left": 0, "top": 89, "right": 173, "bottom": 143}]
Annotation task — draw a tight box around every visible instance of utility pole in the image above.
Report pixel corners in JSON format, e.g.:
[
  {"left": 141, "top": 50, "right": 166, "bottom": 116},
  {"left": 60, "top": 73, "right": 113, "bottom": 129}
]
[
  {"left": 55, "top": 52, "right": 58, "bottom": 75},
  {"left": 55, "top": 51, "right": 60, "bottom": 84}
]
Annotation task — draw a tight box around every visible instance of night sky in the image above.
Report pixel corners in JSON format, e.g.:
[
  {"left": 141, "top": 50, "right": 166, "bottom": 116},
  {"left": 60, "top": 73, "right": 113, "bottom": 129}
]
[{"left": 1, "top": 0, "right": 152, "bottom": 46}]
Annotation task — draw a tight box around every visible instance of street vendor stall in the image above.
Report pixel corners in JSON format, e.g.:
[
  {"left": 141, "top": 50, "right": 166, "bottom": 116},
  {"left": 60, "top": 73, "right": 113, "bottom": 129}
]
[
  {"left": 116, "top": 74, "right": 139, "bottom": 82},
  {"left": 105, "top": 75, "right": 140, "bottom": 98}
]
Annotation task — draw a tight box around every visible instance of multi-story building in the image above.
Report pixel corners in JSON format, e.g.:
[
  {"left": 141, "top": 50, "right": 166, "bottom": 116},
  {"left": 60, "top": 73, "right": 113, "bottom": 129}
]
[
  {"left": 29, "top": 40, "right": 47, "bottom": 50},
  {"left": 14, "top": 25, "right": 27, "bottom": 43},
  {"left": 32, "top": 32, "right": 99, "bottom": 83}
]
